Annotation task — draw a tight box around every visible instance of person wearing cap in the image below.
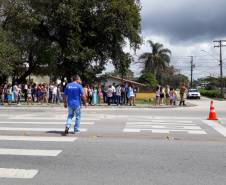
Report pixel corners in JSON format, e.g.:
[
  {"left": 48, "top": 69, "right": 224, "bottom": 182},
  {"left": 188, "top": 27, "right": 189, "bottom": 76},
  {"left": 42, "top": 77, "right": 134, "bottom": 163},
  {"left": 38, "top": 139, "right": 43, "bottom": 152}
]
[{"left": 63, "top": 75, "right": 87, "bottom": 134}]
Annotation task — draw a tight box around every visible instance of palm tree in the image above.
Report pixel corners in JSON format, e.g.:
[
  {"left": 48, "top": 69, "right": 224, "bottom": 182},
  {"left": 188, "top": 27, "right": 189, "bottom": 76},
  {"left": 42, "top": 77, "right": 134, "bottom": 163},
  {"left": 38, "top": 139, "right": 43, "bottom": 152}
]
[{"left": 138, "top": 40, "right": 171, "bottom": 82}]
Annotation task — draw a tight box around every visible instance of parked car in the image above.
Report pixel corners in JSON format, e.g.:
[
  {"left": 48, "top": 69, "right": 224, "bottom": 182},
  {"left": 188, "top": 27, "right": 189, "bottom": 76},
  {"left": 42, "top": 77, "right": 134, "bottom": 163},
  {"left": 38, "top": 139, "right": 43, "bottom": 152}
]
[{"left": 187, "top": 89, "right": 201, "bottom": 99}]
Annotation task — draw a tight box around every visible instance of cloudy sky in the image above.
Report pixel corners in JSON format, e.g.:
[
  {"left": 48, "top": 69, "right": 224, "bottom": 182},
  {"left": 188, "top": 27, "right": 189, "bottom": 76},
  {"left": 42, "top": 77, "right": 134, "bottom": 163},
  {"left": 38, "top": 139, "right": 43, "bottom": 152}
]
[{"left": 129, "top": 0, "right": 226, "bottom": 79}]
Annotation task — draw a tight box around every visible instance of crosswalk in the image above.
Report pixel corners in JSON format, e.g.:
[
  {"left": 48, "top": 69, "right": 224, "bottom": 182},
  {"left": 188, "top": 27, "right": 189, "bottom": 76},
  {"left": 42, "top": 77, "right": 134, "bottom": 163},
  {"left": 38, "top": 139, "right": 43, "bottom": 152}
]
[
  {"left": 0, "top": 112, "right": 99, "bottom": 179},
  {"left": 1, "top": 111, "right": 226, "bottom": 180},
  {"left": 0, "top": 168, "right": 38, "bottom": 179},
  {"left": 124, "top": 117, "right": 207, "bottom": 135}
]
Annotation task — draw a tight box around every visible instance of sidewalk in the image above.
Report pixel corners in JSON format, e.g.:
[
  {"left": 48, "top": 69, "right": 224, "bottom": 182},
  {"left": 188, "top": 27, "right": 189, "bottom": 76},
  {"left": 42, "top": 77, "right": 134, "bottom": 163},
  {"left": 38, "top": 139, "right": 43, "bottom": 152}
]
[{"left": 0, "top": 102, "right": 196, "bottom": 109}]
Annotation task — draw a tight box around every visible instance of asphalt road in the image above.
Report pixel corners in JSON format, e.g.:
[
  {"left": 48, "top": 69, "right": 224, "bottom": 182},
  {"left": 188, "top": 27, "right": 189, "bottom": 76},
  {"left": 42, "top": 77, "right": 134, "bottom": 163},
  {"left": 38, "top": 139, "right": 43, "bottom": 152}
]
[{"left": 0, "top": 98, "right": 226, "bottom": 185}]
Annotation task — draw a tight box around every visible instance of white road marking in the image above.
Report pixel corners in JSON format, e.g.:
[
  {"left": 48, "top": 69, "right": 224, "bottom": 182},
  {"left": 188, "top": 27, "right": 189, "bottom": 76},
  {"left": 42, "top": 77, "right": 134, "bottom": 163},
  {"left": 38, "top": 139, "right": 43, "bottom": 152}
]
[
  {"left": 188, "top": 131, "right": 207, "bottom": 134},
  {"left": 128, "top": 125, "right": 202, "bottom": 130},
  {"left": 0, "top": 121, "right": 94, "bottom": 125},
  {"left": 124, "top": 119, "right": 207, "bottom": 135},
  {"left": 10, "top": 115, "right": 100, "bottom": 121},
  {"left": 0, "top": 168, "right": 38, "bottom": 179},
  {"left": 153, "top": 120, "right": 193, "bottom": 123},
  {"left": 126, "top": 123, "right": 202, "bottom": 130},
  {"left": 0, "top": 136, "right": 77, "bottom": 142},
  {"left": 151, "top": 129, "right": 170, "bottom": 134},
  {"left": 0, "top": 127, "right": 87, "bottom": 132},
  {"left": 9, "top": 117, "right": 99, "bottom": 121},
  {"left": 127, "top": 119, "right": 194, "bottom": 124},
  {"left": 123, "top": 129, "right": 140, "bottom": 133},
  {"left": 203, "top": 120, "right": 226, "bottom": 137},
  {"left": 124, "top": 128, "right": 207, "bottom": 134},
  {"left": 153, "top": 116, "right": 202, "bottom": 120},
  {"left": 0, "top": 148, "right": 62, "bottom": 156},
  {"left": 126, "top": 122, "right": 196, "bottom": 125}
]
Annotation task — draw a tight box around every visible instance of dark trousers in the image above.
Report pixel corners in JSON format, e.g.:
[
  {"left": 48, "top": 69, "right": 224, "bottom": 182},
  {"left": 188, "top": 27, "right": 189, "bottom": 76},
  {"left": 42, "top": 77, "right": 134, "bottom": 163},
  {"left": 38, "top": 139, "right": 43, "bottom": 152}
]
[
  {"left": 116, "top": 96, "right": 121, "bottom": 105},
  {"left": 24, "top": 90, "right": 28, "bottom": 102},
  {"left": 121, "top": 93, "right": 126, "bottom": 104},
  {"left": 107, "top": 97, "right": 112, "bottom": 106},
  {"left": 112, "top": 93, "right": 116, "bottom": 104},
  {"left": 103, "top": 93, "right": 107, "bottom": 103},
  {"left": 48, "top": 91, "right": 53, "bottom": 103}
]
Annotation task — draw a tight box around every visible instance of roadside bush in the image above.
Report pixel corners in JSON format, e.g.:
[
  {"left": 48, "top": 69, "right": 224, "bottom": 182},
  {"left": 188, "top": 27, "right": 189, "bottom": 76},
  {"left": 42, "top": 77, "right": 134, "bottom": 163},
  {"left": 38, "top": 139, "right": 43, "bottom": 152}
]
[{"left": 199, "top": 89, "right": 221, "bottom": 98}]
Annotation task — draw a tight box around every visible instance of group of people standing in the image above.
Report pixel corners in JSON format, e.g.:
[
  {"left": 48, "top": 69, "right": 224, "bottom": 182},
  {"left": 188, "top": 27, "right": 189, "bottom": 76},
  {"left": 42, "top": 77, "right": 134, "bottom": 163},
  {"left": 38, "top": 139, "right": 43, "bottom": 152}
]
[
  {"left": 0, "top": 83, "right": 23, "bottom": 105},
  {"left": 1, "top": 80, "right": 188, "bottom": 107},
  {"left": 83, "top": 83, "right": 137, "bottom": 106},
  {"left": 0, "top": 82, "right": 63, "bottom": 105},
  {"left": 155, "top": 84, "right": 188, "bottom": 106}
]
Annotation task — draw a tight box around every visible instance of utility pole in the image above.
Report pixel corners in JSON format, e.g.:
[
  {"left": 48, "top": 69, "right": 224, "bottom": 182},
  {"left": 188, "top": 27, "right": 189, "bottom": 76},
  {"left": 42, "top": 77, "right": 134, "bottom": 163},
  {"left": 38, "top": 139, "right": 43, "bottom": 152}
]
[
  {"left": 214, "top": 40, "right": 226, "bottom": 98},
  {"left": 190, "top": 56, "right": 195, "bottom": 88}
]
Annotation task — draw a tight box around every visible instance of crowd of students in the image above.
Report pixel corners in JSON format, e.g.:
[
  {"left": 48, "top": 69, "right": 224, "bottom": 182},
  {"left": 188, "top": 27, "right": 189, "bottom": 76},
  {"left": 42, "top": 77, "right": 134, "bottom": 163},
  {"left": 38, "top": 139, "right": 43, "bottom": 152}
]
[
  {"left": 0, "top": 81, "right": 137, "bottom": 106},
  {"left": 83, "top": 83, "right": 137, "bottom": 106},
  {"left": 0, "top": 82, "right": 63, "bottom": 105},
  {"left": 0, "top": 81, "right": 188, "bottom": 107}
]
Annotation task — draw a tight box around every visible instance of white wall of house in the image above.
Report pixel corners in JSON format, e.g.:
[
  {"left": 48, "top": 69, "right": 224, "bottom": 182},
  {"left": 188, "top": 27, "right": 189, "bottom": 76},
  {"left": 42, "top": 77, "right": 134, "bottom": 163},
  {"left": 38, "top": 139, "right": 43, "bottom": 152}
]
[
  {"left": 28, "top": 75, "right": 50, "bottom": 84},
  {"left": 104, "top": 79, "right": 122, "bottom": 86}
]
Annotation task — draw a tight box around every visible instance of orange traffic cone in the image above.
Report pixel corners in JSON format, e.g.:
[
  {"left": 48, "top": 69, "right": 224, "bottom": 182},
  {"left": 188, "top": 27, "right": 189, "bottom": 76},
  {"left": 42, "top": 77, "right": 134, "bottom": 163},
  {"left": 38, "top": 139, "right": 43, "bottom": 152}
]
[{"left": 208, "top": 101, "right": 218, "bottom": 120}]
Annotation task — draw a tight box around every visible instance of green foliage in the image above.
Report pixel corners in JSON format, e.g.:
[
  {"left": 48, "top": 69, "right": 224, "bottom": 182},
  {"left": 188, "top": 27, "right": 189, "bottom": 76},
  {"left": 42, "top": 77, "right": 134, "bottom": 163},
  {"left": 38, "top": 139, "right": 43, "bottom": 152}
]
[
  {"left": 170, "top": 74, "right": 189, "bottom": 88},
  {"left": 138, "top": 40, "right": 171, "bottom": 82},
  {"left": 138, "top": 72, "right": 157, "bottom": 87},
  {"left": 197, "top": 76, "right": 226, "bottom": 90},
  {"left": 199, "top": 89, "right": 221, "bottom": 98},
  {"left": 137, "top": 40, "right": 190, "bottom": 88},
  {"left": 0, "top": 28, "right": 21, "bottom": 78},
  {"left": 112, "top": 52, "right": 133, "bottom": 79},
  {"left": 110, "top": 69, "right": 134, "bottom": 80},
  {"left": 0, "top": 0, "right": 142, "bottom": 83}
]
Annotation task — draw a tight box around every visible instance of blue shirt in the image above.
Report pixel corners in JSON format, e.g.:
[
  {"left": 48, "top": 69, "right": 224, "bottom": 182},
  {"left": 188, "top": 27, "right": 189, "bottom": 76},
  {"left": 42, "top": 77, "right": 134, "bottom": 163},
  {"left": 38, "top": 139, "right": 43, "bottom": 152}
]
[
  {"left": 127, "top": 87, "right": 135, "bottom": 98},
  {"left": 64, "top": 82, "right": 84, "bottom": 108}
]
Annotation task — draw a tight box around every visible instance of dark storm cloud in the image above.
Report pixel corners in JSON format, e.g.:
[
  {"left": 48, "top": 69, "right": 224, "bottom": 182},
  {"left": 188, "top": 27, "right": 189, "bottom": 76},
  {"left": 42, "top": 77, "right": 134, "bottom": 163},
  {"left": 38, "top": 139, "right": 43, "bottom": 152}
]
[{"left": 141, "top": 0, "right": 226, "bottom": 43}]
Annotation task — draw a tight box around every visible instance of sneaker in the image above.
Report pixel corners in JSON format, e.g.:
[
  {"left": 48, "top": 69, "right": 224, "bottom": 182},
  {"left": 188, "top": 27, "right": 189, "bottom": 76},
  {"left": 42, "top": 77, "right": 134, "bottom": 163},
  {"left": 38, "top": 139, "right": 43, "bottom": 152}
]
[
  {"left": 74, "top": 128, "right": 80, "bottom": 133},
  {"left": 64, "top": 127, "right": 69, "bottom": 135}
]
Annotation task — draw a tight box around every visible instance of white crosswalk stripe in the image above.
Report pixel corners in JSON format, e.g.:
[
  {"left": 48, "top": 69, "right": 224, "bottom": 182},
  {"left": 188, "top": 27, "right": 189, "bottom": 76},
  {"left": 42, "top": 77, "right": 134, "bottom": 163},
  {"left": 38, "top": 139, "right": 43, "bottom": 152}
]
[
  {"left": 124, "top": 119, "right": 207, "bottom": 135},
  {"left": 0, "top": 127, "right": 87, "bottom": 132},
  {"left": 0, "top": 136, "right": 77, "bottom": 142},
  {"left": 0, "top": 121, "right": 95, "bottom": 125},
  {"left": 0, "top": 148, "right": 62, "bottom": 156},
  {"left": 0, "top": 112, "right": 98, "bottom": 179},
  {"left": 0, "top": 168, "right": 38, "bottom": 179}
]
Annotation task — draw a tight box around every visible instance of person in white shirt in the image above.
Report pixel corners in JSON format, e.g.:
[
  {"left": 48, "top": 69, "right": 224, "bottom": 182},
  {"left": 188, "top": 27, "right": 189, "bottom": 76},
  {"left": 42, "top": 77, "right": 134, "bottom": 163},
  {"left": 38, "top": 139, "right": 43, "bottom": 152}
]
[
  {"left": 155, "top": 86, "right": 160, "bottom": 106},
  {"left": 111, "top": 83, "right": 116, "bottom": 104},
  {"left": 13, "top": 83, "right": 19, "bottom": 103},
  {"left": 116, "top": 84, "right": 122, "bottom": 106},
  {"left": 48, "top": 83, "right": 54, "bottom": 103},
  {"left": 52, "top": 85, "right": 58, "bottom": 103},
  {"left": 107, "top": 85, "right": 113, "bottom": 106}
]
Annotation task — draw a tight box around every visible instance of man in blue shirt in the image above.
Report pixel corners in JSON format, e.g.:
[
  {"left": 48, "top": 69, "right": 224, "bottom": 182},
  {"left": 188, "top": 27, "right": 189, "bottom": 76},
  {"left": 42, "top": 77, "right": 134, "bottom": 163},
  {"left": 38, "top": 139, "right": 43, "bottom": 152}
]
[{"left": 64, "top": 75, "right": 87, "bottom": 135}]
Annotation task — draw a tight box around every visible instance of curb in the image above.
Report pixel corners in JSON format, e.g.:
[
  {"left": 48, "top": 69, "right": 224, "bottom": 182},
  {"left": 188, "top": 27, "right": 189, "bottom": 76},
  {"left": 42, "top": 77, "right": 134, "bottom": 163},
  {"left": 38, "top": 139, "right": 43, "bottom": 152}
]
[{"left": 0, "top": 103, "right": 196, "bottom": 109}]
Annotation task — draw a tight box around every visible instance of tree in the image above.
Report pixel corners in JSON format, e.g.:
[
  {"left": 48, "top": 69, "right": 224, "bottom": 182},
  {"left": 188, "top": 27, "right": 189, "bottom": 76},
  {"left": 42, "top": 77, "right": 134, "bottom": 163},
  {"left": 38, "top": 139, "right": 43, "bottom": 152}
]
[
  {"left": 111, "top": 68, "right": 134, "bottom": 80},
  {"left": 112, "top": 52, "right": 133, "bottom": 80},
  {"left": 138, "top": 72, "right": 157, "bottom": 88},
  {"left": 1, "top": 0, "right": 58, "bottom": 83},
  {"left": 0, "top": 28, "right": 21, "bottom": 83},
  {"left": 1, "top": 0, "right": 142, "bottom": 83},
  {"left": 171, "top": 74, "right": 189, "bottom": 88},
  {"left": 138, "top": 40, "right": 171, "bottom": 82},
  {"left": 159, "top": 65, "right": 176, "bottom": 85}
]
